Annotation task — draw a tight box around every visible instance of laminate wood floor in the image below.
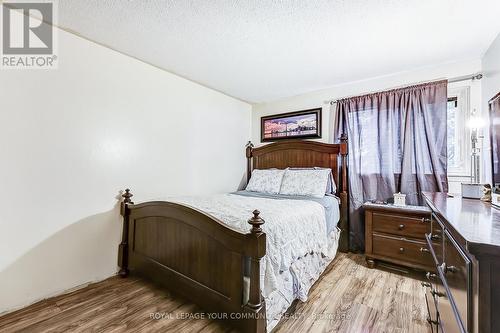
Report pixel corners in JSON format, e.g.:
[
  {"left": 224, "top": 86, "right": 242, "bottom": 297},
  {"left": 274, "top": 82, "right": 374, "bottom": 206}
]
[{"left": 0, "top": 253, "right": 431, "bottom": 333}]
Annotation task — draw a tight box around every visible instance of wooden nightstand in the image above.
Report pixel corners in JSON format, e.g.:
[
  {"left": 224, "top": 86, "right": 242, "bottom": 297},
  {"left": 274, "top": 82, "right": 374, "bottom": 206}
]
[{"left": 364, "top": 202, "right": 434, "bottom": 271}]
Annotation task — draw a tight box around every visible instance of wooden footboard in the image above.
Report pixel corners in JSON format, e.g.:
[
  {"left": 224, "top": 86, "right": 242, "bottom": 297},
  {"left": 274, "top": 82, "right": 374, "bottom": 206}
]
[{"left": 118, "top": 189, "right": 266, "bottom": 333}]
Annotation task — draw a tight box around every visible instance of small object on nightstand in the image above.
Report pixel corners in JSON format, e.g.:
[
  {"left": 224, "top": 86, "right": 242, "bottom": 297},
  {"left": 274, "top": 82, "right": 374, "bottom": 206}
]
[{"left": 393, "top": 192, "right": 406, "bottom": 206}]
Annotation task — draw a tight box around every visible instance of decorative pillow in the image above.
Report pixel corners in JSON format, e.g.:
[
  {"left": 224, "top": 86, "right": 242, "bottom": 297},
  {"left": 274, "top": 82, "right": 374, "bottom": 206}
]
[
  {"left": 315, "top": 167, "right": 337, "bottom": 194},
  {"left": 288, "top": 167, "right": 336, "bottom": 194},
  {"left": 245, "top": 169, "right": 286, "bottom": 194},
  {"left": 279, "top": 168, "right": 331, "bottom": 198}
]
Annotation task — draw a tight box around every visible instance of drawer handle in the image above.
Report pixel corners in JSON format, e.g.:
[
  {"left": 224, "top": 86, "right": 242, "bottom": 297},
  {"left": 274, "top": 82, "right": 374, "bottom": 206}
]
[
  {"left": 398, "top": 224, "right": 405, "bottom": 230},
  {"left": 431, "top": 234, "right": 441, "bottom": 241},
  {"left": 421, "top": 217, "right": 431, "bottom": 223},
  {"left": 427, "top": 317, "right": 439, "bottom": 325},
  {"left": 426, "top": 272, "right": 437, "bottom": 280},
  {"left": 421, "top": 282, "right": 431, "bottom": 288},
  {"left": 441, "top": 263, "right": 458, "bottom": 274},
  {"left": 399, "top": 247, "right": 405, "bottom": 253},
  {"left": 431, "top": 289, "right": 445, "bottom": 298},
  {"left": 420, "top": 247, "right": 430, "bottom": 253}
]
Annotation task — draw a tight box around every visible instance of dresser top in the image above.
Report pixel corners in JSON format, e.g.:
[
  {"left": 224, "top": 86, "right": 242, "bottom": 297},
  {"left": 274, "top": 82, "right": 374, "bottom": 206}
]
[{"left": 423, "top": 192, "right": 500, "bottom": 255}]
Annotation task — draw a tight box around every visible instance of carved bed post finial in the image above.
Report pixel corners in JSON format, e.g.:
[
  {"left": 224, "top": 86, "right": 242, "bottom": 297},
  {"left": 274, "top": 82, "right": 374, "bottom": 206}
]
[
  {"left": 340, "top": 133, "right": 348, "bottom": 143},
  {"left": 119, "top": 188, "right": 134, "bottom": 278},
  {"left": 122, "top": 188, "right": 134, "bottom": 204},
  {"left": 248, "top": 209, "right": 265, "bottom": 234},
  {"left": 246, "top": 142, "right": 254, "bottom": 183}
]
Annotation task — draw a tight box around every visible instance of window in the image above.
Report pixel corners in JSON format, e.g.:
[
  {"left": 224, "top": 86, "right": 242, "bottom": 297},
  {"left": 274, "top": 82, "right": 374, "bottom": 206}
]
[{"left": 447, "top": 86, "right": 471, "bottom": 176}]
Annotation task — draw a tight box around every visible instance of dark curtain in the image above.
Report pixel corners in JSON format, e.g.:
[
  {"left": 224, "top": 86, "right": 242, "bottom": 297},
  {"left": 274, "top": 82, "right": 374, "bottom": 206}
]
[
  {"left": 490, "top": 92, "right": 500, "bottom": 185},
  {"left": 334, "top": 80, "right": 448, "bottom": 252}
]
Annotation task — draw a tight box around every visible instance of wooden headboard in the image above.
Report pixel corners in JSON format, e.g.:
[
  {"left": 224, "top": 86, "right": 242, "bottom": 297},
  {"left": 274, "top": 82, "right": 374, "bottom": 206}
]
[{"left": 245, "top": 136, "right": 349, "bottom": 252}]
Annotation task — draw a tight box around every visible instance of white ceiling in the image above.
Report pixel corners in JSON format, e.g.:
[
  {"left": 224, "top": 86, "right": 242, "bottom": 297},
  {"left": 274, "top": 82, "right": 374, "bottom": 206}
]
[{"left": 56, "top": 0, "right": 500, "bottom": 103}]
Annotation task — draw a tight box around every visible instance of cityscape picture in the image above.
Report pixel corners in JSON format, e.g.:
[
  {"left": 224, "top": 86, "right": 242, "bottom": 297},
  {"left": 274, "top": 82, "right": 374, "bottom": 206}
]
[{"left": 261, "top": 108, "right": 321, "bottom": 141}]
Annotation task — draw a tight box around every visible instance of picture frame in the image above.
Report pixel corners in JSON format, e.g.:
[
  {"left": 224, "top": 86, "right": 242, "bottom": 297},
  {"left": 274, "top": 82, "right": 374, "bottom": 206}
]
[{"left": 261, "top": 108, "right": 322, "bottom": 142}]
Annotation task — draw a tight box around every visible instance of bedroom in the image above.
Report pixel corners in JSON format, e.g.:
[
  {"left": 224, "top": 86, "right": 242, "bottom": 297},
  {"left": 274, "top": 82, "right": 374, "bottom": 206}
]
[{"left": 1, "top": 1, "right": 500, "bottom": 332}]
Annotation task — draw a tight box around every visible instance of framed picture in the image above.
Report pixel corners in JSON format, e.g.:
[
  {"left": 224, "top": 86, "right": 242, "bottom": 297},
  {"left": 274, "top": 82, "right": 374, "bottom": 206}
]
[{"left": 261, "top": 108, "right": 322, "bottom": 142}]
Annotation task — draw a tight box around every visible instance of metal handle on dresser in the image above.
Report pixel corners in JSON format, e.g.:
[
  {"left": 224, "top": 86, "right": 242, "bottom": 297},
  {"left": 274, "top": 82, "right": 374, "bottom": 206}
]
[
  {"left": 440, "top": 263, "right": 457, "bottom": 274},
  {"left": 426, "top": 272, "right": 437, "bottom": 280},
  {"left": 427, "top": 317, "right": 439, "bottom": 325},
  {"left": 430, "top": 234, "right": 441, "bottom": 241},
  {"left": 398, "top": 224, "right": 405, "bottom": 230},
  {"left": 399, "top": 247, "right": 405, "bottom": 253},
  {"left": 420, "top": 247, "right": 430, "bottom": 253},
  {"left": 421, "top": 217, "right": 431, "bottom": 223},
  {"left": 421, "top": 278, "right": 444, "bottom": 298},
  {"left": 447, "top": 265, "right": 457, "bottom": 273},
  {"left": 431, "top": 289, "right": 445, "bottom": 298}
]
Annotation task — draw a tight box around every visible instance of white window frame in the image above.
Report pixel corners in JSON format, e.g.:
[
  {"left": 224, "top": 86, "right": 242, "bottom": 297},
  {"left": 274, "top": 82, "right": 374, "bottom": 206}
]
[{"left": 447, "top": 86, "right": 471, "bottom": 177}]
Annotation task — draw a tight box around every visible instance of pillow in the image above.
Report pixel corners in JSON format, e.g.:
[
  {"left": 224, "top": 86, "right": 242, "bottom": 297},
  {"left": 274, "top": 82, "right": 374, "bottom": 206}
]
[
  {"left": 279, "top": 168, "right": 331, "bottom": 198},
  {"left": 288, "top": 167, "right": 336, "bottom": 194},
  {"left": 245, "top": 169, "right": 286, "bottom": 194},
  {"left": 316, "top": 167, "right": 337, "bottom": 194}
]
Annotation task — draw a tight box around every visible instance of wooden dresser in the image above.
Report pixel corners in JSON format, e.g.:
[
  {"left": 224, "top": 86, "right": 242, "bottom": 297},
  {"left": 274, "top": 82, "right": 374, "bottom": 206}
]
[
  {"left": 364, "top": 202, "right": 434, "bottom": 271},
  {"left": 422, "top": 192, "right": 500, "bottom": 333}
]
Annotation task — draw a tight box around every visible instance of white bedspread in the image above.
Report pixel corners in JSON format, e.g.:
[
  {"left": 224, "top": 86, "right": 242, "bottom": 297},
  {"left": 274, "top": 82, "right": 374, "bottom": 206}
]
[{"left": 171, "top": 193, "right": 336, "bottom": 297}]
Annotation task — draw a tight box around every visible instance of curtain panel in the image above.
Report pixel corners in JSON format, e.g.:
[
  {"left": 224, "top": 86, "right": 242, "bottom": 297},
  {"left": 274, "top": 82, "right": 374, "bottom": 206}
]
[
  {"left": 334, "top": 80, "right": 448, "bottom": 251},
  {"left": 490, "top": 92, "right": 500, "bottom": 186}
]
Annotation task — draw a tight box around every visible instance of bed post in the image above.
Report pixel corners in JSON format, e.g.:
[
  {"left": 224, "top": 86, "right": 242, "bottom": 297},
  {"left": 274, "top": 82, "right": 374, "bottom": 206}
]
[
  {"left": 244, "top": 209, "right": 266, "bottom": 333},
  {"left": 339, "top": 134, "right": 349, "bottom": 252},
  {"left": 118, "top": 188, "right": 134, "bottom": 277},
  {"left": 246, "top": 141, "right": 254, "bottom": 183}
]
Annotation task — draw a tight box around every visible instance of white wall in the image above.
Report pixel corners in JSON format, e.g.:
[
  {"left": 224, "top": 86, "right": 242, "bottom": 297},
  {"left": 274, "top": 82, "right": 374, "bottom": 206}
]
[
  {"left": 0, "top": 27, "right": 251, "bottom": 313},
  {"left": 482, "top": 33, "right": 500, "bottom": 185}
]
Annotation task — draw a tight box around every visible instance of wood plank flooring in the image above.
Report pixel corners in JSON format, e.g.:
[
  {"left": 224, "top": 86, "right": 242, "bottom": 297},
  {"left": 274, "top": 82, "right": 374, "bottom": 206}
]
[{"left": 0, "top": 253, "right": 431, "bottom": 333}]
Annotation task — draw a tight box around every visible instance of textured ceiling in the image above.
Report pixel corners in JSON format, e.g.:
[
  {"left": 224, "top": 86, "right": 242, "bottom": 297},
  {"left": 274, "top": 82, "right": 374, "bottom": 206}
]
[{"left": 56, "top": 0, "right": 500, "bottom": 103}]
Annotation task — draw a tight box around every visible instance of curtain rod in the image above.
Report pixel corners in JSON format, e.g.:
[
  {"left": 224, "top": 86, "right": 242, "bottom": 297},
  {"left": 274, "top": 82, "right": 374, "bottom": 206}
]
[{"left": 326, "top": 73, "right": 483, "bottom": 105}]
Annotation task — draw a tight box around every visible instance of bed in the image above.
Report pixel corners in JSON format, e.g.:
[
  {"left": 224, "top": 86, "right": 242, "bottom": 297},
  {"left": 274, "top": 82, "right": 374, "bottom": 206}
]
[{"left": 117, "top": 137, "right": 349, "bottom": 332}]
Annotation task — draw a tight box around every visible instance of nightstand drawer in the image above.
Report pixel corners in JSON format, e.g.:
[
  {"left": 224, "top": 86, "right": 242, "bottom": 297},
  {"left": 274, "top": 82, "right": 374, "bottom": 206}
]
[
  {"left": 372, "top": 234, "right": 434, "bottom": 268},
  {"left": 372, "top": 212, "right": 430, "bottom": 239}
]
